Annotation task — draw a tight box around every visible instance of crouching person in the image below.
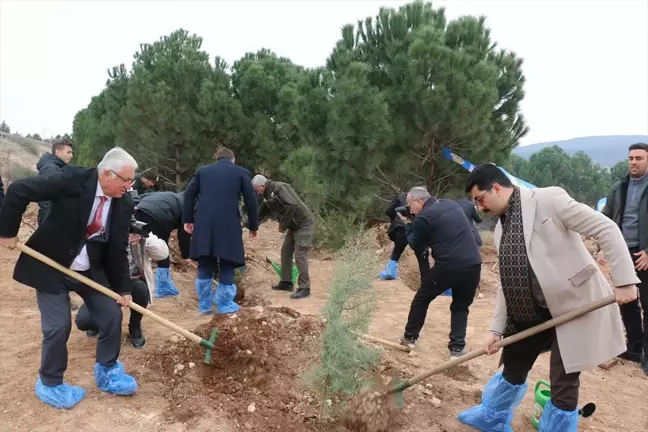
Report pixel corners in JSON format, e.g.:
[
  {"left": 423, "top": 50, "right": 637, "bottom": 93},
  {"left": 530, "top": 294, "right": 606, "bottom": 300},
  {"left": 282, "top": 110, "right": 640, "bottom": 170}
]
[
  {"left": 134, "top": 190, "right": 190, "bottom": 298},
  {"left": 379, "top": 193, "right": 408, "bottom": 280},
  {"left": 0, "top": 147, "right": 139, "bottom": 409},
  {"left": 76, "top": 217, "right": 169, "bottom": 348},
  {"left": 457, "top": 164, "right": 638, "bottom": 432}
]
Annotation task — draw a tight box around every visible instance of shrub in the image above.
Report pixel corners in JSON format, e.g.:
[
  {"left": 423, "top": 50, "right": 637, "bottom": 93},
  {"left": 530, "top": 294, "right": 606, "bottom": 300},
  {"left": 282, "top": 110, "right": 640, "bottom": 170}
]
[{"left": 304, "top": 231, "right": 381, "bottom": 415}]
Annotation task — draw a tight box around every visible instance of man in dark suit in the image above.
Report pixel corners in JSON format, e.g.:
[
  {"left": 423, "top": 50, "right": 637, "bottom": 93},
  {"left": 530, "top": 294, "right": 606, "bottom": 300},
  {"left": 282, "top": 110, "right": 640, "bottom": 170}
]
[
  {"left": 183, "top": 147, "right": 259, "bottom": 315},
  {"left": 0, "top": 147, "right": 139, "bottom": 409}
]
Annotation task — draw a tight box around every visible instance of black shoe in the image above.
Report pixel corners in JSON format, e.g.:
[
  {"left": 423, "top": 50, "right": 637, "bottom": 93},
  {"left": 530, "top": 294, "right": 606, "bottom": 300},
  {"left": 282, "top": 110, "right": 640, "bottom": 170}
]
[
  {"left": 618, "top": 350, "right": 643, "bottom": 363},
  {"left": 290, "top": 288, "right": 310, "bottom": 299},
  {"left": 86, "top": 329, "right": 99, "bottom": 338},
  {"left": 272, "top": 281, "right": 294, "bottom": 292},
  {"left": 399, "top": 334, "right": 416, "bottom": 351},
  {"left": 129, "top": 327, "right": 146, "bottom": 349}
]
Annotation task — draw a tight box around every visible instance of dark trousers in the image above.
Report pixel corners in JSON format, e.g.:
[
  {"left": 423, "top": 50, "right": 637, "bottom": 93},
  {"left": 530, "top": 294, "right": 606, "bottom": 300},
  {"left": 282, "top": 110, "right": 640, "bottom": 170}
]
[
  {"left": 198, "top": 257, "right": 235, "bottom": 285},
  {"left": 134, "top": 211, "right": 172, "bottom": 268},
  {"left": 404, "top": 263, "right": 481, "bottom": 351},
  {"left": 501, "top": 327, "right": 580, "bottom": 411},
  {"left": 619, "top": 247, "right": 648, "bottom": 356},
  {"left": 76, "top": 278, "right": 149, "bottom": 332},
  {"left": 389, "top": 227, "right": 409, "bottom": 261},
  {"left": 281, "top": 221, "right": 315, "bottom": 289},
  {"left": 36, "top": 272, "right": 123, "bottom": 386}
]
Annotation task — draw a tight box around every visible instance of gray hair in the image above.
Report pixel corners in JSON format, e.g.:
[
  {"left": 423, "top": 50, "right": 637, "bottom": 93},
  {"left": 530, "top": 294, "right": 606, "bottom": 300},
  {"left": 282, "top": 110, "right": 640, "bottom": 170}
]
[
  {"left": 251, "top": 174, "right": 268, "bottom": 186},
  {"left": 408, "top": 186, "right": 431, "bottom": 200},
  {"left": 97, "top": 147, "right": 138, "bottom": 173}
]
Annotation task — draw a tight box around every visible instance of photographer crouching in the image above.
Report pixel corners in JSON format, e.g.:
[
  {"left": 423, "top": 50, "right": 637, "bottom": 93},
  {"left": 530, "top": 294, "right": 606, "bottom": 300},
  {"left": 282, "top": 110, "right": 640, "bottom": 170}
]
[
  {"left": 397, "top": 187, "right": 482, "bottom": 359},
  {"left": 75, "top": 216, "right": 169, "bottom": 349}
]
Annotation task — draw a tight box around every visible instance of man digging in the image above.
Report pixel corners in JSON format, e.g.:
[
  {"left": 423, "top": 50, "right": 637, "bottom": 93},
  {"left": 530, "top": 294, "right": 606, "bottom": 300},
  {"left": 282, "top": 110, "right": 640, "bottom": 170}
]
[
  {"left": 0, "top": 147, "right": 140, "bottom": 409},
  {"left": 458, "top": 164, "right": 638, "bottom": 431},
  {"left": 252, "top": 174, "right": 315, "bottom": 299}
]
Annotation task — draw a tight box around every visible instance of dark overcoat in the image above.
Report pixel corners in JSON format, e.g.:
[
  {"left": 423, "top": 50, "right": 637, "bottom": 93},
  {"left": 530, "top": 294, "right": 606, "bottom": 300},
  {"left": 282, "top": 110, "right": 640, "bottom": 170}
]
[
  {"left": 182, "top": 158, "right": 259, "bottom": 267},
  {"left": 0, "top": 166, "right": 134, "bottom": 294}
]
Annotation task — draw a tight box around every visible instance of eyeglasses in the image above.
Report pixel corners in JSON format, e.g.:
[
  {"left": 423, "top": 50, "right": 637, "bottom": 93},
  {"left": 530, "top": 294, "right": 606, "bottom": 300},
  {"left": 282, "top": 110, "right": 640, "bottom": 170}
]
[
  {"left": 110, "top": 170, "right": 135, "bottom": 185},
  {"left": 473, "top": 189, "right": 492, "bottom": 205}
]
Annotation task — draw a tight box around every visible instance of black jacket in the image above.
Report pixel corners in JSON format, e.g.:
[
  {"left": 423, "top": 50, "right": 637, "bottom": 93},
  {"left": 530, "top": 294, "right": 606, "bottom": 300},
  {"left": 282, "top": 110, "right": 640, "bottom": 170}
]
[
  {"left": 385, "top": 194, "right": 407, "bottom": 234},
  {"left": 0, "top": 166, "right": 134, "bottom": 294},
  {"left": 404, "top": 198, "right": 482, "bottom": 271},
  {"left": 0, "top": 175, "right": 4, "bottom": 208},
  {"left": 135, "top": 191, "right": 183, "bottom": 234},
  {"left": 455, "top": 197, "right": 483, "bottom": 247},
  {"left": 36, "top": 153, "right": 67, "bottom": 225},
  {"left": 602, "top": 174, "right": 648, "bottom": 252}
]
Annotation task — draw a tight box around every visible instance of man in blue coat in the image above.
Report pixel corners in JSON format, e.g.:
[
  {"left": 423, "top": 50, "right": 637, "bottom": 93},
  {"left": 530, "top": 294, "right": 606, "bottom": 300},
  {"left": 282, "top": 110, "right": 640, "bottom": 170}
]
[{"left": 182, "top": 147, "right": 259, "bottom": 315}]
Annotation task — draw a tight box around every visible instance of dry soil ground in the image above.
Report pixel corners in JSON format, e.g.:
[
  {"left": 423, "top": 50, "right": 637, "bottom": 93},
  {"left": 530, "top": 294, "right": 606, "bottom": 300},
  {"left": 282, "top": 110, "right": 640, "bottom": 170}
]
[{"left": 1, "top": 210, "right": 647, "bottom": 431}]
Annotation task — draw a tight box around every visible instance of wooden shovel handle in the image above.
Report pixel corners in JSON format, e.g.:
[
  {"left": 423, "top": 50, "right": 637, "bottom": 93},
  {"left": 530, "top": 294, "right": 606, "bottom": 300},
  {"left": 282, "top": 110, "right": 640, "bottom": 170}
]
[
  {"left": 390, "top": 294, "right": 617, "bottom": 393},
  {"left": 357, "top": 333, "right": 411, "bottom": 352},
  {"left": 16, "top": 242, "right": 207, "bottom": 346}
]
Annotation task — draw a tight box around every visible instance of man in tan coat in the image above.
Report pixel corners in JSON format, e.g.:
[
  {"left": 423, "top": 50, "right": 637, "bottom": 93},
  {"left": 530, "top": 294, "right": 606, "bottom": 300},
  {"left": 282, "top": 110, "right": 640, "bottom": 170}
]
[{"left": 457, "top": 164, "right": 638, "bottom": 432}]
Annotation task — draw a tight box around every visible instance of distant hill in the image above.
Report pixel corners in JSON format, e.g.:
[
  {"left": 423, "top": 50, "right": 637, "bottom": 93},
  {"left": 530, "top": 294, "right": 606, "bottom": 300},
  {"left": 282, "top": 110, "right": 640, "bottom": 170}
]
[{"left": 513, "top": 135, "right": 648, "bottom": 167}]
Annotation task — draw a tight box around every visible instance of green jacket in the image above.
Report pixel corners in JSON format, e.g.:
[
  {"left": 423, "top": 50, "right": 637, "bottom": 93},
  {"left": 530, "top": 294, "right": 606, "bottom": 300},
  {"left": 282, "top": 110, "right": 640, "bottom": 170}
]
[{"left": 259, "top": 180, "right": 314, "bottom": 231}]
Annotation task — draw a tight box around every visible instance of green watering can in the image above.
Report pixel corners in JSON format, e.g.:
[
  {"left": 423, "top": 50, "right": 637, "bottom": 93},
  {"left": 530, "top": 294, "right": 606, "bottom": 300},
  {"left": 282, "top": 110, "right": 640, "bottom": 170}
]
[
  {"left": 531, "top": 380, "right": 551, "bottom": 429},
  {"left": 531, "top": 380, "right": 597, "bottom": 429},
  {"left": 265, "top": 256, "right": 299, "bottom": 285}
]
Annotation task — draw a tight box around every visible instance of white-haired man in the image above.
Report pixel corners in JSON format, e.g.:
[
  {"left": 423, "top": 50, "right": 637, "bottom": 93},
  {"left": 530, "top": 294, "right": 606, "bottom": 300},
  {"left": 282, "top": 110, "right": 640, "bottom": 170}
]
[
  {"left": 252, "top": 174, "right": 315, "bottom": 299},
  {"left": 0, "top": 147, "right": 140, "bottom": 409}
]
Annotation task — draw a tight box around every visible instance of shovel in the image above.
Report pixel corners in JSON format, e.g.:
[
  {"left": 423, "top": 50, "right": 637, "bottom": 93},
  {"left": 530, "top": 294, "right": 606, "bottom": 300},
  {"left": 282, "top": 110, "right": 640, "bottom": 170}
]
[
  {"left": 347, "top": 295, "right": 618, "bottom": 432},
  {"left": 388, "top": 294, "right": 617, "bottom": 396},
  {"left": 15, "top": 242, "right": 220, "bottom": 364}
]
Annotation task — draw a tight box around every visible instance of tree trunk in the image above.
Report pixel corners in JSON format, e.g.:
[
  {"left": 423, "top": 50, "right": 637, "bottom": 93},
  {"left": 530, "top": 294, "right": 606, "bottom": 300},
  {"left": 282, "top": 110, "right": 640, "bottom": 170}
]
[{"left": 175, "top": 145, "right": 182, "bottom": 188}]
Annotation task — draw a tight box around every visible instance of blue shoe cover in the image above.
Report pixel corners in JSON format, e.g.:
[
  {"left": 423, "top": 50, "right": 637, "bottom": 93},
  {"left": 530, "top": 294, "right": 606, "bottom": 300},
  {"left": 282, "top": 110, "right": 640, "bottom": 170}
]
[
  {"left": 213, "top": 283, "right": 240, "bottom": 314},
  {"left": 35, "top": 378, "right": 85, "bottom": 409},
  {"left": 155, "top": 267, "right": 179, "bottom": 298},
  {"left": 94, "top": 360, "right": 138, "bottom": 395},
  {"left": 195, "top": 278, "right": 213, "bottom": 314},
  {"left": 538, "top": 399, "right": 579, "bottom": 432},
  {"left": 379, "top": 260, "right": 399, "bottom": 280},
  {"left": 457, "top": 371, "right": 527, "bottom": 432}
]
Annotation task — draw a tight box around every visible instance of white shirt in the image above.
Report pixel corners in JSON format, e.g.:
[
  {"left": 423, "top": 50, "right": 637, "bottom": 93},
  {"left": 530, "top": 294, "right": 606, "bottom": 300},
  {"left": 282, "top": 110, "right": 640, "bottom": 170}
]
[{"left": 69, "top": 181, "right": 112, "bottom": 271}]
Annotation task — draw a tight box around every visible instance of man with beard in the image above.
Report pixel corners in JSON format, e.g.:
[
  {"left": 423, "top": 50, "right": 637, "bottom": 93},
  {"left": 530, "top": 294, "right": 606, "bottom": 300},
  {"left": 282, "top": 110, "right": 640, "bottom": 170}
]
[
  {"left": 602, "top": 142, "right": 648, "bottom": 374},
  {"left": 458, "top": 163, "right": 637, "bottom": 432}
]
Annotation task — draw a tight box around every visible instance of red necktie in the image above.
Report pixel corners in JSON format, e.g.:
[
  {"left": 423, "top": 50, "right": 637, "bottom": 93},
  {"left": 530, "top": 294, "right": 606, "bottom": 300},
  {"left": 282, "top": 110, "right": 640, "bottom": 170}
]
[{"left": 86, "top": 196, "right": 107, "bottom": 238}]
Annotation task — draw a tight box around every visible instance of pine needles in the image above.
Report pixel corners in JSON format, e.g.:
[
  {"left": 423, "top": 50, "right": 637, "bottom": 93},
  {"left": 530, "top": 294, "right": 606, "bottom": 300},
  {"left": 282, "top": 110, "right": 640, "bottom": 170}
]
[{"left": 304, "top": 230, "right": 381, "bottom": 415}]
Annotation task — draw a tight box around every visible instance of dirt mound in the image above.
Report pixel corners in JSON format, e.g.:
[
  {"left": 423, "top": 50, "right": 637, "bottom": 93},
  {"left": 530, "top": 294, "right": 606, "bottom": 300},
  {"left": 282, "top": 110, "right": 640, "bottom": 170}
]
[{"left": 142, "top": 306, "right": 343, "bottom": 431}]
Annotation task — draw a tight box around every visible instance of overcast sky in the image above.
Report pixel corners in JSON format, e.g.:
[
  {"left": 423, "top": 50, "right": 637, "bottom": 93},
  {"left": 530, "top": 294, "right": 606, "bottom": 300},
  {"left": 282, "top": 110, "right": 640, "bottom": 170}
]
[{"left": 0, "top": 0, "right": 646, "bottom": 146}]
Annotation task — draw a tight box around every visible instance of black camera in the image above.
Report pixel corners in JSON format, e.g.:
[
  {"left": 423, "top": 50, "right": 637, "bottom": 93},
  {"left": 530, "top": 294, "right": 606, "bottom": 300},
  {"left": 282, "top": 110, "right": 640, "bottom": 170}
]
[
  {"left": 129, "top": 218, "right": 152, "bottom": 238},
  {"left": 395, "top": 205, "right": 412, "bottom": 218}
]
